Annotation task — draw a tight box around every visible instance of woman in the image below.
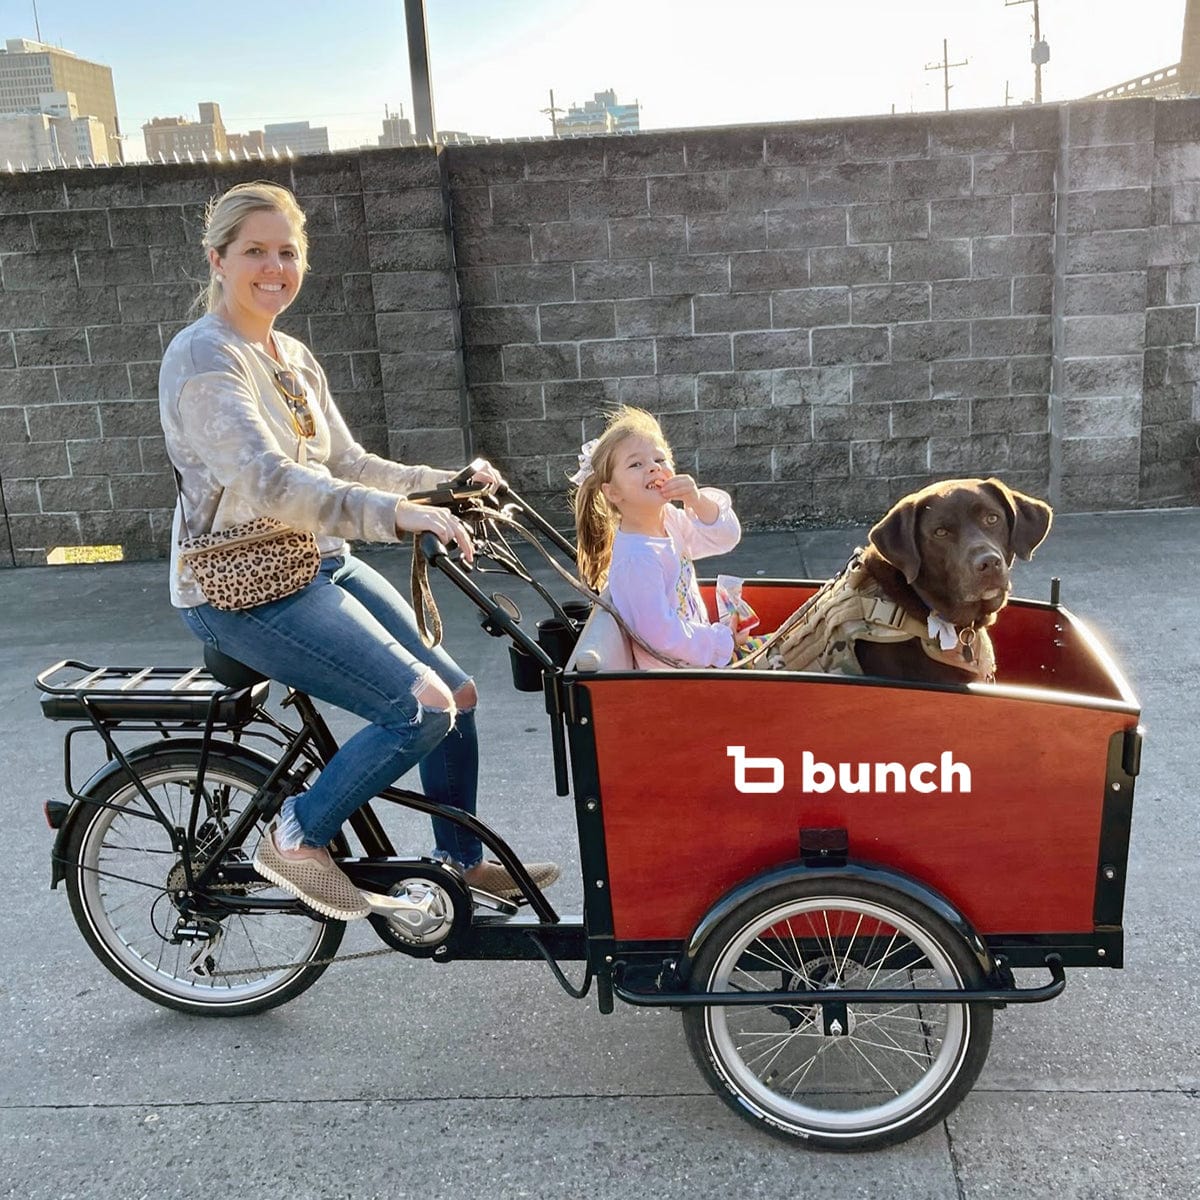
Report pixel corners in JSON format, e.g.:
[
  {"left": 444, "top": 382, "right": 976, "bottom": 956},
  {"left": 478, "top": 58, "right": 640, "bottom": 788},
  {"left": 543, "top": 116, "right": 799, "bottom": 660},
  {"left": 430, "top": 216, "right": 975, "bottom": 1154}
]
[{"left": 160, "top": 180, "right": 558, "bottom": 920}]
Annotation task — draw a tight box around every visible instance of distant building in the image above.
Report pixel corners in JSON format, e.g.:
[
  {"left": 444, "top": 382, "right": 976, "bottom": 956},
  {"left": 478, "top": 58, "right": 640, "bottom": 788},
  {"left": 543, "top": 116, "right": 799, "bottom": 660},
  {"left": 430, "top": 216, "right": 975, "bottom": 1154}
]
[
  {"left": 558, "top": 89, "right": 640, "bottom": 136},
  {"left": 143, "top": 101, "right": 228, "bottom": 161},
  {"left": 0, "top": 37, "right": 122, "bottom": 162},
  {"left": 227, "top": 129, "right": 265, "bottom": 157},
  {"left": 0, "top": 90, "right": 108, "bottom": 167},
  {"left": 375, "top": 106, "right": 479, "bottom": 148},
  {"left": 264, "top": 120, "right": 329, "bottom": 156},
  {"left": 1092, "top": 0, "right": 1200, "bottom": 98},
  {"left": 378, "top": 106, "right": 413, "bottom": 147}
]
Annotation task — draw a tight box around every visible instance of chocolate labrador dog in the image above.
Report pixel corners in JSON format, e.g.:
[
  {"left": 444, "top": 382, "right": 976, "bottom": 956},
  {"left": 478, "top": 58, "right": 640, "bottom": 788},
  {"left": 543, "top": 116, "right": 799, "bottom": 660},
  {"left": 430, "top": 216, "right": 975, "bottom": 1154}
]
[{"left": 854, "top": 477, "right": 1053, "bottom": 684}]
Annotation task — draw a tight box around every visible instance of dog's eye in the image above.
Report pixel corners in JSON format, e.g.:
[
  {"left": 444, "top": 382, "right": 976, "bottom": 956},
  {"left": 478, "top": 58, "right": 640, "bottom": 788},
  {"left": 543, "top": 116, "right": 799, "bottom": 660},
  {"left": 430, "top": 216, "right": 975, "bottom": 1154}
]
[
  {"left": 933, "top": 527, "right": 950, "bottom": 538},
  {"left": 983, "top": 513, "right": 1000, "bottom": 526}
]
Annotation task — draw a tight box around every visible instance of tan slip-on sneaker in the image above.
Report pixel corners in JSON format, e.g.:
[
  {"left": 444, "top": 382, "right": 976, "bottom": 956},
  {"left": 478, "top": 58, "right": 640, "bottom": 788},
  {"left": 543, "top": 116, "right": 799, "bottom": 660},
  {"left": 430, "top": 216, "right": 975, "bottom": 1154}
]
[
  {"left": 465, "top": 859, "right": 561, "bottom": 901},
  {"left": 253, "top": 824, "right": 371, "bottom": 921}
]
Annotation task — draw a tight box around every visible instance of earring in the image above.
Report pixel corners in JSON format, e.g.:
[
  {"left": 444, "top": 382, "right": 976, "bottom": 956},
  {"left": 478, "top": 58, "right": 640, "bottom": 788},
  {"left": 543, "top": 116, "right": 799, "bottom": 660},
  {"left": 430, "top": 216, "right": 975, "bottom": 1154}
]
[{"left": 215, "top": 273, "right": 225, "bottom": 282}]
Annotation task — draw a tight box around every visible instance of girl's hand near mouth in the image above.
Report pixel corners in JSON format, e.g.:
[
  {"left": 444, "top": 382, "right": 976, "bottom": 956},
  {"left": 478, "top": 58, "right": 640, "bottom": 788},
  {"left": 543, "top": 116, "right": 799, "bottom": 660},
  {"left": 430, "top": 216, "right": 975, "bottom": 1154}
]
[{"left": 658, "top": 474, "right": 720, "bottom": 524}]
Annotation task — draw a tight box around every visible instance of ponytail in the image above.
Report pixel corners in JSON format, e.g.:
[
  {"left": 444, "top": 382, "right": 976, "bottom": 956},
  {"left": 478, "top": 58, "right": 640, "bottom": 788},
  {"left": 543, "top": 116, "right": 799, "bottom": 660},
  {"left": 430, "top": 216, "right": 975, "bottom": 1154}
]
[{"left": 574, "top": 472, "right": 617, "bottom": 590}]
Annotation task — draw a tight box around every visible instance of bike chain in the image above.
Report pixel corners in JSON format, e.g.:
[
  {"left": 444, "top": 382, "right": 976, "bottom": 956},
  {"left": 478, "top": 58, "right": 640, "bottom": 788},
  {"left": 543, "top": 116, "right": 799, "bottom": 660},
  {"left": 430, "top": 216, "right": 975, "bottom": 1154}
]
[
  {"left": 184, "top": 879, "right": 407, "bottom": 979},
  {"left": 208, "top": 944, "right": 403, "bottom": 978}
]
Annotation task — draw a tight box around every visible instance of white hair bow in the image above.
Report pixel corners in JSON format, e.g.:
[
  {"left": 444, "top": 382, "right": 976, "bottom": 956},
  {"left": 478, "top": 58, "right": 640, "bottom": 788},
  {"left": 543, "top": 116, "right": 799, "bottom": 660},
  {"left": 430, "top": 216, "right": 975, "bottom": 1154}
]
[{"left": 568, "top": 438, "right": 599, "bottom": 486}]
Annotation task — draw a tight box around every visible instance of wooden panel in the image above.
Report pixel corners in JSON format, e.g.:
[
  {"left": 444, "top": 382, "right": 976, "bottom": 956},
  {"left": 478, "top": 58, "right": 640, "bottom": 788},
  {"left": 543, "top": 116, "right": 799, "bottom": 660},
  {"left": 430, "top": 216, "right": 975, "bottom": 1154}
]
[{"left": 584, "top": 673, "right": 1133, "bottom": 942}]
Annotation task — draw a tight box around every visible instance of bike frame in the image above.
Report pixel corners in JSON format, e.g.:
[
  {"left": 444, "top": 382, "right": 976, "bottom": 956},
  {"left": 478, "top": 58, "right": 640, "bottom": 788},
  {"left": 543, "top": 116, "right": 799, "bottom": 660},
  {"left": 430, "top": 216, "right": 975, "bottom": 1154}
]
[
  {"left": 40, "top": 479, "right": 1084, "bottom": 1013},
  {"left": 41, "top": 662, "right": 590, "bottom": 965}
]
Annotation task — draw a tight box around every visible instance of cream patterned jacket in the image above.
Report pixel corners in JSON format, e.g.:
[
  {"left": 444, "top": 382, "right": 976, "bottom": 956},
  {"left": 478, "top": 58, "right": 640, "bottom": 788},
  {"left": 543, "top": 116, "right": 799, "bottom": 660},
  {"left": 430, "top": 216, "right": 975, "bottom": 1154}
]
[{"left": 160, "top": 312, "right": 445, "bottom": 607}]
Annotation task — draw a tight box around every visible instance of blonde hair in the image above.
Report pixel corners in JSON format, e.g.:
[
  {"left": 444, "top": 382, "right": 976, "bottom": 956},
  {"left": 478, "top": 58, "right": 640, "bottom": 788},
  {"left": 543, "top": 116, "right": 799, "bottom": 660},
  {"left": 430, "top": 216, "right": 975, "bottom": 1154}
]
[
  {"left": 573, "top": 406, "right": 673, "bottom": 590},
  {"left": 199, "top": 181, "right": 309, "bottom": 313}
]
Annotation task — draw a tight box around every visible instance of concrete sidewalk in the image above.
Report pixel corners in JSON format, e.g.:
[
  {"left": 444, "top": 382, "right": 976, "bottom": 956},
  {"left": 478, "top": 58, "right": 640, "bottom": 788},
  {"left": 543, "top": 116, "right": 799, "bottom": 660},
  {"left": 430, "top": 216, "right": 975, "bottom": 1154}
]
[{"left": 2, "top": 510, "right": 1198, "bottom": 1200}]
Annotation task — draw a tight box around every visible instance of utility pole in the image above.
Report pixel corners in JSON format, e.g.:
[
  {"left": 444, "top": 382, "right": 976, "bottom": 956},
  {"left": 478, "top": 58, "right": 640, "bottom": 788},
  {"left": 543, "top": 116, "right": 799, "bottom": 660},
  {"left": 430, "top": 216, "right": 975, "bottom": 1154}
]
[
  {"left": 925, "top": 38, "right": 968, "bottom": 111},
  {"left": 1006, "top": 0, "right": 1049, "bottom": 104},
  {"left": 540, "top": 88, "right": 564, "bottom": 138},
  {"left": 404, "top": 0, "right": 436, "bottom": 141}
]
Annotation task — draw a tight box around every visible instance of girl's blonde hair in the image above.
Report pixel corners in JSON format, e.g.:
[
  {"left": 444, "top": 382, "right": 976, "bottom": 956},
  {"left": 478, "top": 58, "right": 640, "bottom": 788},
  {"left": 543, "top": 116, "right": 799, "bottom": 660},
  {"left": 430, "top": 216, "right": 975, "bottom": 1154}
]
[
  {"left": 573, "top": 406, "right": 672, "bottom": 590},
  {"left": 199, "top": 181, "right": 309, "bottom": 313}
]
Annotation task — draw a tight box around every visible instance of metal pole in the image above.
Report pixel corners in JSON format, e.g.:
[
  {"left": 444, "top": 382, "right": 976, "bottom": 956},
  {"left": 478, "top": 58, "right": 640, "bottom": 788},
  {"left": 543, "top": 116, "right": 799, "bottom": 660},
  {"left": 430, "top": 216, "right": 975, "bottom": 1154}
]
[
  {"left": 1033, "top": 0, "right": 1042, "bottom": 104},
  {"left": 1006, "top": 0, "right": 1046, "bottom": 104},
  {"left": 404, "top": 0, "right": 436, "bottom": 142}
]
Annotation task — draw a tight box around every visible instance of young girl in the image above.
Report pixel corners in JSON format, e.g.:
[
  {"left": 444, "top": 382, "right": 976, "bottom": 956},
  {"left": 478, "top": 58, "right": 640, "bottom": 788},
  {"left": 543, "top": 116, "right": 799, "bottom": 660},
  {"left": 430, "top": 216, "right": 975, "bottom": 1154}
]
[{"left": 572, "top": 407, "right": 748, "bottom": 669}]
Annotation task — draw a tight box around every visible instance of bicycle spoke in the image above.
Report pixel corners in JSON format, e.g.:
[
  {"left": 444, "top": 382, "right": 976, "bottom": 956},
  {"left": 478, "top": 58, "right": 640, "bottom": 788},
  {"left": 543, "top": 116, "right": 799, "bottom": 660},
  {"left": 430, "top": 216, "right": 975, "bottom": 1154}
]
[{"left": 74, "top": 758, "right": 331, "bottom": 1008}]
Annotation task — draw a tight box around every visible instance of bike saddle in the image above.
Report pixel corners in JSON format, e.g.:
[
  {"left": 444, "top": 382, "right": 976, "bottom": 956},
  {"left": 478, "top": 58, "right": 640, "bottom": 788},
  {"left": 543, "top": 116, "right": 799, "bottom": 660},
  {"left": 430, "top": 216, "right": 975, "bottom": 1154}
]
[{"left": 203, "top": 644, "right": 269, "bottom": 690}]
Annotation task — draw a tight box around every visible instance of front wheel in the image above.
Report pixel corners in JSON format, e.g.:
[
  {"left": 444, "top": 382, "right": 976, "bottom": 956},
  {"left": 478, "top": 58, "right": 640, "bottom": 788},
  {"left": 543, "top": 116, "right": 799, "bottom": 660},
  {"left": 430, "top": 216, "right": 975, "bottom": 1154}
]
[
  {"left": 63, "top": 745, "right": 344, "bottom": 1016},
  {"left": 682, "top": 876, "right": 993, "bottom": 1151}
]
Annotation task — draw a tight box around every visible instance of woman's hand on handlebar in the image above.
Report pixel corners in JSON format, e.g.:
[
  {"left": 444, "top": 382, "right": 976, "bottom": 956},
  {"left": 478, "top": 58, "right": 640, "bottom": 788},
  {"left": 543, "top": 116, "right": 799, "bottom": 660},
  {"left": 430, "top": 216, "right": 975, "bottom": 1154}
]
[
  {"left": 469, "top": 460, "right": 505, "bottom": 488},
  {"left": 443, "top": 458, "right": 505, "bottom": 490},
  {"left": 395, "top": 501, "right": 474, "bottom": 564}
]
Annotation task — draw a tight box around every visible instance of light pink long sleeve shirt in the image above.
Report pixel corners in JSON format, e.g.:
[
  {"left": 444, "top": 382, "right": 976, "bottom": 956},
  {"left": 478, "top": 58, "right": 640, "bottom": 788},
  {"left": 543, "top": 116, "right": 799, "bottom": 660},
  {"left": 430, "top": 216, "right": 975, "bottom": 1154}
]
[{"left": 607, "top": 488, "right": 741, "bottom": 669}]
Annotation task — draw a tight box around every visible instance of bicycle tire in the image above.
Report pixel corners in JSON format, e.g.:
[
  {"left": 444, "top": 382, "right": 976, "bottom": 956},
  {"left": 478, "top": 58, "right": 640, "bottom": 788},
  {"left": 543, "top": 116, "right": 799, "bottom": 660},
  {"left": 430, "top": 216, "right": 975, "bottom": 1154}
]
[{"left": 63, "top": 744, "right": 344, "bottom": 1017}]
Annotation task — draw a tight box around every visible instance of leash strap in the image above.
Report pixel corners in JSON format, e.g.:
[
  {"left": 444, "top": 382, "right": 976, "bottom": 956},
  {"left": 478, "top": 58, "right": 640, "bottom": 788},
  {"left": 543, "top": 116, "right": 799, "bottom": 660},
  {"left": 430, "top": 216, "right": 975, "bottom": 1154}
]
[{"left": 410, "top": 533, "right": 444, "bottom": 648}]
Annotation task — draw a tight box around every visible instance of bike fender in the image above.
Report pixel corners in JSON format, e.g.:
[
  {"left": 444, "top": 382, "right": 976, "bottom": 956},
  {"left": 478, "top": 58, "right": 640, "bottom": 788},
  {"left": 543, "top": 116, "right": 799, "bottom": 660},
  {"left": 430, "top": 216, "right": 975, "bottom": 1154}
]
[
  {"left": 675, "top": 859, "right": 996, "bottom": 987},
  {"left": 50, "top": 739, "right": 281, "bottom": 889}
]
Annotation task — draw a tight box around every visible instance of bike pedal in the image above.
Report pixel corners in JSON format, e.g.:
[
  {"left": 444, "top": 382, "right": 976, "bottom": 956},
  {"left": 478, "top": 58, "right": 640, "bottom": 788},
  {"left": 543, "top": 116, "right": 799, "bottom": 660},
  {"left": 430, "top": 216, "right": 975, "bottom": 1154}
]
[
  {"left": 469, "top": 887, "right": 519, "bottom": 917},
  {"left": 361, "top": 889, "right": 428, "bottom": 916}
]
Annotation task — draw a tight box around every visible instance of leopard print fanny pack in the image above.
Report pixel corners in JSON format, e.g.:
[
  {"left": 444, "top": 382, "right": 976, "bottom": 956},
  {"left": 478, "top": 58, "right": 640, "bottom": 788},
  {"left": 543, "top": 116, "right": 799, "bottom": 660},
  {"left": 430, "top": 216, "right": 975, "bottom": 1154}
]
[{"left": 179, "top": 517, "right": 321, "bottom": 611}]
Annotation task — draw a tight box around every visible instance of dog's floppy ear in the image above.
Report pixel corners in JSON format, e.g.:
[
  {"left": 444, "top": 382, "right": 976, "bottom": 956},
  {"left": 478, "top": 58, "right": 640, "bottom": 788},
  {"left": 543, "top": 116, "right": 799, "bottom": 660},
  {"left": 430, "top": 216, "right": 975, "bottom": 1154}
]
[
  {"left": 868, "top": 496, "right": 922, "bottom": 584},
  {"left": 981, "top": 477, "right": 1053, "bottom": 560}
]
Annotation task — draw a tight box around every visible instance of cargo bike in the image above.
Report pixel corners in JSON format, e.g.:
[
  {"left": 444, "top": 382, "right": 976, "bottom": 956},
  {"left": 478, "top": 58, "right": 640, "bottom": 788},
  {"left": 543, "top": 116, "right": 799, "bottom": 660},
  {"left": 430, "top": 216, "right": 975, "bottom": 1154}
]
[{"left": 36, "top": 470, "right": 1143, "bottom": 1151}]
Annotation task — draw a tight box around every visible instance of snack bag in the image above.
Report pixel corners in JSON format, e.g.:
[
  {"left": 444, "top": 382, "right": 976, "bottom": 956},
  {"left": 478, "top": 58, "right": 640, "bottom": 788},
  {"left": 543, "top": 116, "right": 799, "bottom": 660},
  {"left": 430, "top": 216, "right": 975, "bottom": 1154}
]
[
  {"left": 715, "top": 575, "right": 760, "bottom": 635},
  {"left": 716, "top": 575, "right": 777, "bottom": 665}
]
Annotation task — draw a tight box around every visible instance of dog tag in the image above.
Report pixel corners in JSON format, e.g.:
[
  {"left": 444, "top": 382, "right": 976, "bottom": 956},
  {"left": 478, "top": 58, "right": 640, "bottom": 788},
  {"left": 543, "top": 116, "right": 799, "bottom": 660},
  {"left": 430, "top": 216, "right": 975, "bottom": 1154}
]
[{"left": 959, "top": 628, "right": 976, "bottom": 665}]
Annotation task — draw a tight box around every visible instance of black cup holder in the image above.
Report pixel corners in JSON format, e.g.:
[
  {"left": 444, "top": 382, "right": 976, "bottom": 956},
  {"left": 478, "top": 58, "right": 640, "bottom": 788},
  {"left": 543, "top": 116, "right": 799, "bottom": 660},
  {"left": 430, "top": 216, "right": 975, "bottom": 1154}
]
[
  {"left": 508, "top": 644, "right": 545, "bottom": 692},
  {"left": 536, "top": 617, "right": 581, "bottom": 667},
  {"left": 561, "top": 600, "right": 593, "bottom": 627}
]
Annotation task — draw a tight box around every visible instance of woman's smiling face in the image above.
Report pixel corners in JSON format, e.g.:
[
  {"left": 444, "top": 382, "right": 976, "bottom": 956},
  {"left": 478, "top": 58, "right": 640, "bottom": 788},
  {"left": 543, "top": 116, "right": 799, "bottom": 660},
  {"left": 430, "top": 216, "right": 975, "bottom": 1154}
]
[{"left": 209, "top": 208, "right": 304, "bottom": 332}]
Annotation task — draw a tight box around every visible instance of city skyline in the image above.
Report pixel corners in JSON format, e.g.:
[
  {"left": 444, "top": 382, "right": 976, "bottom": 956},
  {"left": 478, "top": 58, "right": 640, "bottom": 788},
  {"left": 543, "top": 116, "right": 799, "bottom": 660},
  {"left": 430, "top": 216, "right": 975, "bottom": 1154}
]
[{"left": 0, "top": 0, "right": 1188, "bottom": 162}]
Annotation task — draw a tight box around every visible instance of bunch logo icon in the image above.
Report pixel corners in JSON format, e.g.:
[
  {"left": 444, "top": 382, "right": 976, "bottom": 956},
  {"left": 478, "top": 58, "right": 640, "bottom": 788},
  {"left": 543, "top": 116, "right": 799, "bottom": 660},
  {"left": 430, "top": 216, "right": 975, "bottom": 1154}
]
[{"left": 726, "top": 745, "right": 784, "bottom": 794}]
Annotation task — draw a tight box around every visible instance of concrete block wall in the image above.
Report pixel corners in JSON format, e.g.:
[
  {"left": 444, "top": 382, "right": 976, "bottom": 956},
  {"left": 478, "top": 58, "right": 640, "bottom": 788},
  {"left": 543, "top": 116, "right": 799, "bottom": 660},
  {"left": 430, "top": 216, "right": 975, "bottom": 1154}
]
[
  {"left": 1, "top": 99, "right": 1198, "bottom": 568},
  {"left": 446, "top": 109, "right": 1062, "bottom": 525},
  {"left": 0, "top": 149, "right": 459, "bottom": 566},
  {"left": 1055, "top": 101, "right": 1154, "bottom": 509},
  {"left": 1143, "top": 98, "right": 1200, "bottom": 504}
]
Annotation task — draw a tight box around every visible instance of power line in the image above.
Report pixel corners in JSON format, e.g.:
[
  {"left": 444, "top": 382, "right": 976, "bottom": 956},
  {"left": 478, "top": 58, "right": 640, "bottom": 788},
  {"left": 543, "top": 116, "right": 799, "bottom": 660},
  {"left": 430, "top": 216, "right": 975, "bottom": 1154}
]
[
  {"left": 539, "top": 88, "right": 564, "bottom": 138},
  {"left": 924, "top": 37, "right": 968, "bottom": 111},
  {"left": 1006, "top": 0, "right": 1049, "bottom": 105}
]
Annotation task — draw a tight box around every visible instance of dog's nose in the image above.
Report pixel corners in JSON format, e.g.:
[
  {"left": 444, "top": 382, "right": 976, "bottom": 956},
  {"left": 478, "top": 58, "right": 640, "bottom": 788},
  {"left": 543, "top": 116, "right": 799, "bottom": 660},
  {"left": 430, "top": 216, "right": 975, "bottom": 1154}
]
[{"left": 975, "top": 550, "right": 1004, "bottom": 575}]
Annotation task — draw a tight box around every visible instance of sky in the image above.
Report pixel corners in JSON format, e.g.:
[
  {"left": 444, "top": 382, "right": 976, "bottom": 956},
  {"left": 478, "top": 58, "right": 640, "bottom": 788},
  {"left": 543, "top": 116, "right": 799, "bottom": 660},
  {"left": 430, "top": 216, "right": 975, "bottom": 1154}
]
[{"left": 0, "top": 0, "right": 1189, "bottom": 160}]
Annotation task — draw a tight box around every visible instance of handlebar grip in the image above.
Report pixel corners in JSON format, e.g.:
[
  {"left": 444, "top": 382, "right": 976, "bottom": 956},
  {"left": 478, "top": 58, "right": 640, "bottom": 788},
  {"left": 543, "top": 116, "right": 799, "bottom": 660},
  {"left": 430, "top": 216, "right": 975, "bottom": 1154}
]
[{"left": 419, "top": 532, "right": 447, "bottom": 562}]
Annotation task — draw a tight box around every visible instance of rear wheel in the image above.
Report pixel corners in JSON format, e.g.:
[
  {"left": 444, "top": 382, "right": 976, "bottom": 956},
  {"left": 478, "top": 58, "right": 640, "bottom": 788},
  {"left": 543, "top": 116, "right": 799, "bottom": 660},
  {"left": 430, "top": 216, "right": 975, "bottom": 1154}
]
[
  {"left": 63, "top": 746, "right": 344, "bottom": 1016},
  {"left": 682, "top": 877, "right": 993, "bottom": 1151}
]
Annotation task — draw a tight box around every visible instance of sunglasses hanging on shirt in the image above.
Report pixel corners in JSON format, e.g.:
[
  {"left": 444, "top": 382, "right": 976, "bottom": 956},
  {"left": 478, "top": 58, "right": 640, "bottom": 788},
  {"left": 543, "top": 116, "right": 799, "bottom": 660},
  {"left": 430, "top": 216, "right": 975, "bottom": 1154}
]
[{"left": 273, "top": 368, "right": 316, "bottom": 438}]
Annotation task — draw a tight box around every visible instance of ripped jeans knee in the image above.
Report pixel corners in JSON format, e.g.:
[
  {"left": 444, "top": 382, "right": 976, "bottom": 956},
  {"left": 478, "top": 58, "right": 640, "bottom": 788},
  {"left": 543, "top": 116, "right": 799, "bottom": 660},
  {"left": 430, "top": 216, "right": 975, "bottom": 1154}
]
[{"left": 412, "top": 668, "right": 457, "bottom": 730}]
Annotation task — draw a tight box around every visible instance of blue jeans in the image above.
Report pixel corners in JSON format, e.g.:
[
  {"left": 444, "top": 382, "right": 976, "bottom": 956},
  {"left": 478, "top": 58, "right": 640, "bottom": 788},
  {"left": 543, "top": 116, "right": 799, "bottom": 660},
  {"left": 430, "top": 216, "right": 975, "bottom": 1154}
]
[{"left": 180, "top": 552, "right": 483, "bottom": 866}]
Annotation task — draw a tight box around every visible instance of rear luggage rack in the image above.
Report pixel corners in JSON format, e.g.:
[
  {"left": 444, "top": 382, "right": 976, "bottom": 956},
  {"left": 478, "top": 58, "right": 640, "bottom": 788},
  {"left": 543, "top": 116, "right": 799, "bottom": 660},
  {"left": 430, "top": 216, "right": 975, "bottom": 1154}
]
[{"left": 36, "top": 660, "right": 268, "bottom": 725}]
